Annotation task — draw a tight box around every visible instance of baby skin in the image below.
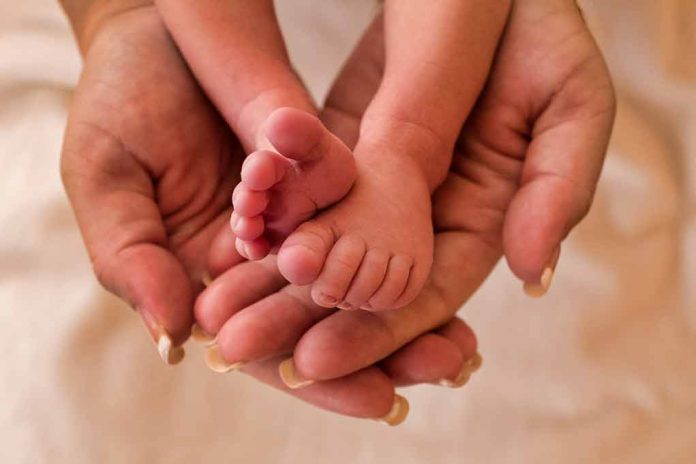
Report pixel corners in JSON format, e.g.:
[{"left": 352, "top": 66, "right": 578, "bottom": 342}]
[
  {"left": 157, "top": 0, "right": 510, "bottom": 310},
  {"left": 233, "top": 106, "right": 433, "bottom": 310}
]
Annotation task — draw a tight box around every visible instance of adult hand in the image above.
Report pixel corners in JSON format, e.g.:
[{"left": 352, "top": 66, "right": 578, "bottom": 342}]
[
  {"left": 59, "top": 2, "right": 480, "bottom": 424},
  {"left": 61, "top": 3, "right": 241, "bottom": 363},
  {"left": 199, "top": 0, "right": 615, "bottom": 401}
]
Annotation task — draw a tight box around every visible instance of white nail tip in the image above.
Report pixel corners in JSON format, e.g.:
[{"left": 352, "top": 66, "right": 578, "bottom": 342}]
[
  {"left": 467, "top": 352, "right": 483, "bottom": 371},
  {"left": 191, "top": 323, "right": 216, "bottom": 345},
  {"left": 157, "top": 333, "right": 185, "bottom": 365},
  {"left": 379, "top": 395, "right": 409, "bottom": 426},
  {"left": 205, "top": 345, "right": 243, "bottom": 373},
  {"left": 438, "top": 368, "right": 471, "bottom": 389},
  {"left": 438, "top": 352, "right": 482, "bottom": 388},
  {"left": 523, "top": 267, "right": 554, "bottom": 298},
  {"left": 278, "top": 358, "right": 314, "bottom": 389}
]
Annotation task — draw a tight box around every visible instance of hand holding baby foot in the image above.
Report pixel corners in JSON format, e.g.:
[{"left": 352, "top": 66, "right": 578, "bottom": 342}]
[
  {"left": 271, "top": 0, "right": 511, "bottom": 311},
  {"left": 198, "top": 0, "right": 614, "bottom": 394},
  {"left": 60, "top": 0, "right": 615, "bottom": 425}
]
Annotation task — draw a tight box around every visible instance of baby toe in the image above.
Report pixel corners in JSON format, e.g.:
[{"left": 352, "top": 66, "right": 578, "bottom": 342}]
[
  {"left": 241, "top": 150, "right": 288, "bottom": 191},
  {"left": 264, "top": 107, "right": 324, "bottom": 161},
  {"left": 236, "top": 237, "right": 270, "bottom": 261},
  {"left": 311, "top": 235, "right": 366, "bottom": 308},
  {"left": 341, "top": 247, "right": 390, "bottom": 310},
  {"left": 232, "top": 184, "right": 269, "bottom": 217},
  {"left": 231, "top": 214, "right": 265, "bottom": 241},
  {"left": 365, "top": 254, "right": 414, "bottom": 311}
]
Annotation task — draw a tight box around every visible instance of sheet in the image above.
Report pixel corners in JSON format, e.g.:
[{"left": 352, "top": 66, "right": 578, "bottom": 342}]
[{"left": 0, "top": 0, "right": 694, "bottom": 462}]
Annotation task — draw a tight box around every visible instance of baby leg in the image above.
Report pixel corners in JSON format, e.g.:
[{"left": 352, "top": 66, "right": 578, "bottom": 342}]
[{"left": 277, "top": 1, "right": 511, "bottom": 310}]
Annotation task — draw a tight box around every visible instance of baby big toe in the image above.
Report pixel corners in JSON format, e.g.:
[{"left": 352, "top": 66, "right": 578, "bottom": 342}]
[
  {"left": 264, "top": 107, "right": 324, "bottom": 161},
  {"left": 364, "top": 254, "right": 414, "bottom": 311},
  {"left": 310, "top": 235, "right": 366, "bottom": 308}
]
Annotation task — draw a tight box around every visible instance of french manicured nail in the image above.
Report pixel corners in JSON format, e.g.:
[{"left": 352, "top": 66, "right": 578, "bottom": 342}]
[
  {"left": 191, "top": 323, "right": 216, "bottom": 345},
  {"left": 138, "top": 308, "right": 185, "bottom": 366},
  {"left": 158, "top": 333, "right": 185, "bottom": 365},
  {"left": 523, "top": 247, "right": 561, "bottom": 298},
  {"left": 337, "top": 301, "right": 355, "bottom": 311},
  {"left": 278, "top": 357, "right": 315, "bottom": 389},
  {"left": 201, "top": 271, "right": 213, "bottom": 287},
  {"left": 523, "top": 267, "right": 554, "bottom": 297},
  {"left": 438, "top": 352, "right": 483, "bottom": 388},
  {"left": 378, "top": 394, "right": 410, "bottom": 426},
  {"left": 205, "top": 344, "right": 244, "bottom": 373},
  {"left": 467, "top": 351, "right": 483, "bottom": 371}
]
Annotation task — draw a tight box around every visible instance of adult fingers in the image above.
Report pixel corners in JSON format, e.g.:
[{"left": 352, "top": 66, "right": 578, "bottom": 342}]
[
  {"left": 503, "top": 40, "right": 616, "bottom": 296},
  {"left": 61, "top": 122, "right": 193, "bottom": 364},
  {"left": 195, "top": 256, "right": 288, "bottom": 336},
  {"left": 286, "top": 225, "right": 500, "bottom": 382},
  {"left": 240, "top": 358, "right": 408, "bottom": 425},
  {"left": 207, "top": 318, "right": 479, "bottom": 423},
  {"left": 382, "top": 318, "right": 481, "bottom": 387},
  {"left": 200, "top": 283, "right": 332, "bottom": 369}
]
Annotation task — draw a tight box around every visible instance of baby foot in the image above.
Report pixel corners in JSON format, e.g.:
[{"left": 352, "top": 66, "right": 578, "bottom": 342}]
[
  {"left": 277, "top": 151, "right": 434, "bottom": 311},
  {"left": 231, "top": 107, "right": 357, "bottom": 259}
]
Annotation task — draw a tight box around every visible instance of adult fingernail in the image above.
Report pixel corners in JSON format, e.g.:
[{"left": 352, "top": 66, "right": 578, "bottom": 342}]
[
  {"left": 467, "top": 351, "right": 483, "bottom": 371},
  {"left": 138, "top": 308, "right": 185, "bottom": 366},
  {"left": 337, "top": 302, "right": 355, "bottom": 311},
  {"left": 439, "top": 370, "right": 471, "bottom": 388},
  {"left": 278, "top": 357, "right": 314, "bottom": 389},
  {"left": 441, "top": 352, "right": 483, "bottom": 389},
  {"left": 523, "top": 247, "right": 561, "bottom": 298},
  {"left": 205, "top": 344, "right": 244, "bottom": 373},
  {"left": 191, "top": 323, "right": 216, "bottom": 345},
  {"left": 438, "top": 352, "right": 483, "bottom": 388},
  {"left": 377, "top": 394, "right": 410, "bottom": 426},
  {"left": 158, "top": 333, "right": 186, "bottom": 365}
]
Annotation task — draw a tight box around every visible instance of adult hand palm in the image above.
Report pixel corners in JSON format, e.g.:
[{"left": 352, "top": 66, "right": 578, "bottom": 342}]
[
  {"left": 60, "top": 7, "right": 481, "bottom": 422},
  {"left": 61, "top": 7, "right": 241, "bottom": 345},
  {"left": 204, "top": 1, "right": 615, "bottom": 384},
  {"left": 441, "top": 0, "right": 616, "bottom": 284}
]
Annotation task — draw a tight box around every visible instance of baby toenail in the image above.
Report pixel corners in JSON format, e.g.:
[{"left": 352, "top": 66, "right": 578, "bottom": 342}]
[{"left": 320, "top": 293, "right": 338, "bottom": 306}]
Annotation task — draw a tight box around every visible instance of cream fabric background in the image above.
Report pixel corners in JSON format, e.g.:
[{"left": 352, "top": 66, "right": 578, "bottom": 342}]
[{"left": 0, "top": 0, "right": 694, "bottom": 462}]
